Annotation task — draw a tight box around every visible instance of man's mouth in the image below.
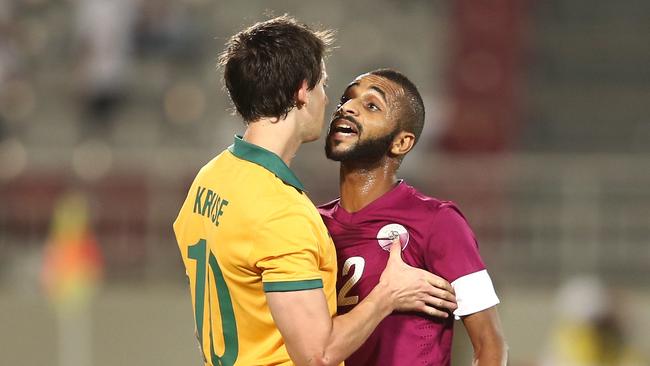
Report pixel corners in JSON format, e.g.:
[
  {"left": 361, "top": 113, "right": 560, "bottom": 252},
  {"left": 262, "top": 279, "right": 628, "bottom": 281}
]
[{"left": 329, "top": 117, "right": 360, "bottom": 137}]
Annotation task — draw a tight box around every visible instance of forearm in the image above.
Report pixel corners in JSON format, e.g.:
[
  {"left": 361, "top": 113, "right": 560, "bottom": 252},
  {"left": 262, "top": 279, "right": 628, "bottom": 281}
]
[
  {"left": 471, "top": 337, "right": 508, "bottom": 366},
  {"left": 268, "top": 240, "right": 456, "bottom": 366},
  {"left": 463, "top": 307, "right": 507, "bottom": 366},
  {"left": 320, "top": 283, "right": 393, "bottom": 365}
]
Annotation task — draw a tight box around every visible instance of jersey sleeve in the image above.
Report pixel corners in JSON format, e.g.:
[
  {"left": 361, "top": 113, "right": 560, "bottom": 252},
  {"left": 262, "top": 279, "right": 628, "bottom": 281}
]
[
  {"left": 252, "top": 203, "right": 324, "bottom": 293},
  {"left": 424, "top": 204, "right": 499, "bottom": 319}
]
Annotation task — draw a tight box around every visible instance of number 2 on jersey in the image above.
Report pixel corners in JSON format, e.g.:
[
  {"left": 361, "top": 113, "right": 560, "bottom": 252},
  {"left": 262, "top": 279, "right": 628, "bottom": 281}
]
[
  {"left": 188, "top": 239, "right": 238, "bottom": 366},
  {"left": 337, "top": 256, "right": 365, "bottom": 306}
]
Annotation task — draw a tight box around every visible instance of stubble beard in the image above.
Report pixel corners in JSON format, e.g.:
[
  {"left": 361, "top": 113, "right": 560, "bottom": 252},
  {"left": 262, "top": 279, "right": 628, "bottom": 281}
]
[{"left": 325, "top": 128, "right": 399, "bottom": 163}]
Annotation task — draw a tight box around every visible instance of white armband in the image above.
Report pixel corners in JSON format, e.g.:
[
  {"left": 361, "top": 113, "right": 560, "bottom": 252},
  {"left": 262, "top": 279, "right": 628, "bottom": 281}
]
[{"left": 451, "top": 269, "right": 500, "bottom": 320}]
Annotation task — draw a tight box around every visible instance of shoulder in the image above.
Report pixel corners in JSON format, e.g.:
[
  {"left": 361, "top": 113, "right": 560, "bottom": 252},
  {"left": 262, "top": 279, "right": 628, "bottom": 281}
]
[
  {"left": 317, "top": 197, "right": 340, "bottom": 218},
  {"left": 259, "top": 201, "right": 321, "bottom": 231},
  {"left": 195, "top": 149, "right": 230, "bottom": 175},
  {"left": 200, "top": 149, "right": 310, "bottom": 220},
  {"left": 399, "top": 184, "right": 474, "bottom": 237},
  {"left": 198, "top": 150, "right": 278, "bottom": 188},
  {"left": 403, "top": 183, "right": 466, "bottom": 219}
]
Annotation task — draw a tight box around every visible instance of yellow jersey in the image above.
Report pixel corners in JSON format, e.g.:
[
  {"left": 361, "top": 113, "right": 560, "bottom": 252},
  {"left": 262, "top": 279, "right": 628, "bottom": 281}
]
[{"left": 173, "top": 135, "right": 338, "bottom": 366}]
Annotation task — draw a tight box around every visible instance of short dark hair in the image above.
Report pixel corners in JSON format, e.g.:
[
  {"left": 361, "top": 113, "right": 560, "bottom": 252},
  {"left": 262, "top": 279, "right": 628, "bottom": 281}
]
[
  {"left": 369, "top": 68, "right": 425, "bottom": 144},
  {"left": 218, "top": 15, "right": 334, "bottom": 123}
]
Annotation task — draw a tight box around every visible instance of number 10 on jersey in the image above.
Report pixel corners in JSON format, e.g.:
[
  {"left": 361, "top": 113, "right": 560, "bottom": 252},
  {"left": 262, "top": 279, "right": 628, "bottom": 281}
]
[{"left": 187, "top": 239, "right": 239, "bottom": 366}]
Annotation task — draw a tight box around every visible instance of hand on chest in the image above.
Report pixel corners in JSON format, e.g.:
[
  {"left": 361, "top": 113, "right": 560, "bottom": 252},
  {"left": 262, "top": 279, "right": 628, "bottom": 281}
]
[{"left": 333, "top": 222, "right": 425, "bottom": 308}]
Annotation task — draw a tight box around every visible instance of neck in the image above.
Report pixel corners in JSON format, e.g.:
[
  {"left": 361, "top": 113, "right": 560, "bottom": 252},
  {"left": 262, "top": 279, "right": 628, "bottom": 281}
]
[
  {"left": 242, "top": 115, "right": 302, "bottom": 166},
  {"left": 339, "top": 158, "right": 399, "bottom": 213}
]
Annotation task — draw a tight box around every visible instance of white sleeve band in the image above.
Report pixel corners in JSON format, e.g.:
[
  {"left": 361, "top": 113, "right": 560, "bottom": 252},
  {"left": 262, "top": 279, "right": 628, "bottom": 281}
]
[{"left": 451, "top": 269, "right": 500, "bottom": 320}]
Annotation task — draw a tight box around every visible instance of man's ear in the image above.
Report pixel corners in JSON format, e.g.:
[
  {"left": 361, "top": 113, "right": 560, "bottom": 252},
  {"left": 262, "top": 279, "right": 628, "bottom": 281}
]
[
  {"left": 295, "top": 80, "right": 310, "bottom": 109},
  {"left": 390, "top": 131, "right": 416, "bottom": 157}
]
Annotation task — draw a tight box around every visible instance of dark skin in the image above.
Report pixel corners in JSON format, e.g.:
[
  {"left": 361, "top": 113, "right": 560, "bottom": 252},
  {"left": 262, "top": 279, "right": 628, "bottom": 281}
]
[
  {"left": 326, "top": 73, "right": 508, "bottom": 366},
  {"left": 328, "top": 74, "right": 412, "bottom": 213}
]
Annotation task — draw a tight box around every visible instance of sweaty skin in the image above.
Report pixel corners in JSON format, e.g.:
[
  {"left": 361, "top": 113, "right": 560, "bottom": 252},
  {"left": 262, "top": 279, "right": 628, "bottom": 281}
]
[
  {"left": 330, "top": 74, "right": 407, "bottom": 213},
  {"left": 324, "top": 70, "right": 508, "bottom": 366}
]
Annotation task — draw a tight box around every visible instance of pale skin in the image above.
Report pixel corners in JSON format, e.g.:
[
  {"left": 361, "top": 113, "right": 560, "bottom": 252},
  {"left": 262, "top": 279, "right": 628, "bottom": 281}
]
[
  {"left": 327, "top": 73, "right": 508, "bottom": 366},
  {"left": 243, "top": 68, "right": 458, "bottom": 366}
]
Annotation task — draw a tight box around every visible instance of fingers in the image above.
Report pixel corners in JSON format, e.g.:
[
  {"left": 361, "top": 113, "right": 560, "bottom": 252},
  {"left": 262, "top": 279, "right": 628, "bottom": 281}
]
[
  {"left": 419, "top": 284, "right": 457, "bottom": 305},
  {"left": 423, "top": 295, "right": 457, "bottom": 312},
  {"left": 425, "top": 278, "right": 457, "bottom": 306},
  {"left": 398, "top": 296, "right": 456, "bottom": 318},
  {"left": 418, "top": 303, "right": 451, "bottom": 318},
  {"left": 431, "top": 286, "right": 457, "bottom": 305},
  {"left": 422, "top": 272, "right": 455, "bottom": 295},
  {"left": 397, "top": 264, "right": 454, "bottom": 296},
  {"left": 387, "top": 237, "right": 402, "bottom": 262},
  {"left": 383, "top": 244, "right": 459, "bottom": 318}
]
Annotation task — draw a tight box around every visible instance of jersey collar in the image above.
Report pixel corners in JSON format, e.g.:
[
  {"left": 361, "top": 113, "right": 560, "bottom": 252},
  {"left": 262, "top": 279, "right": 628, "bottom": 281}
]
[{"left": 228, "top": 135, "right": 305, "bottom": 192}]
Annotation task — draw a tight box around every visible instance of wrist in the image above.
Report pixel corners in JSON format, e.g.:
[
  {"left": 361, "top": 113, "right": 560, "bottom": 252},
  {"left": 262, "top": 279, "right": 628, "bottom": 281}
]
[{"left": 366, "top": 280, "right": 394, "bottom": 317}]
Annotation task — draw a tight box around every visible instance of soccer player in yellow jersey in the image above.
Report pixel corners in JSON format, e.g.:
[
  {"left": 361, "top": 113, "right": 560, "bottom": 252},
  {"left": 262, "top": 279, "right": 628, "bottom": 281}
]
[{"left": 173, "top": 15, "right": 458, "bottom": 366}]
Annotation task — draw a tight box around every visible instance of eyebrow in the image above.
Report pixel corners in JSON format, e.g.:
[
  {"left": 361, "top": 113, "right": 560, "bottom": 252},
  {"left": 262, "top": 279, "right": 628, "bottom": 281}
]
[
  {"left": 344, "top": 81, "right": 359, "bottom": 92},
  {"left": 369, "top": 85, "right": 387, "bottom": 103},
  {"left": 344, "top": 82, "right": 387, "bottom": 103}
]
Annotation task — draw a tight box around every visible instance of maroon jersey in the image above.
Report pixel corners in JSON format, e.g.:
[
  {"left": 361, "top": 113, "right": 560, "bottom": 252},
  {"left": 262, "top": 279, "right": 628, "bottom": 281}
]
[{"left": 318, "top": 181, "right": 498, "bottom": 366}]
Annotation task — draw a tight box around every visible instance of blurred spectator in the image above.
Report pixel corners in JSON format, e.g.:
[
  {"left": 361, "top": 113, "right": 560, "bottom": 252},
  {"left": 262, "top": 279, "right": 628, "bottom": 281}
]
[
  {"left": 133, "top": 0, "right": 199, "bottom": 62},
  {"left": 540, "top": 276, "right": 645, "bottom": 366},
  {"left": 0, "top": 1, "right": 18, "bottom": 85},
  {"left": 40, "top": 191, "right": 104, "bottom": 366},
  {"left": 41, "top": 191, "right": 103, "bottom": 311},
  {"left": 74, "top": 0, "right": 139, "bottom": 135},
  {"left": 0, "top": 0, "right": 19, "bottom": 140}
]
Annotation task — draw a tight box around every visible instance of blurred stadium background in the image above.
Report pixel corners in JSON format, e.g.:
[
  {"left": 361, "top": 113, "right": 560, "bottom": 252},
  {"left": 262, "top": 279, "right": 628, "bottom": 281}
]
[{"left": 1, "top": 0, "right": 649, "bottom": 365}]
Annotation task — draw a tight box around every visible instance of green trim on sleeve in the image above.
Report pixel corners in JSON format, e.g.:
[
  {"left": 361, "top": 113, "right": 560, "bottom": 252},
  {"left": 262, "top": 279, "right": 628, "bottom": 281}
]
[
  {"left": 228, "top": 135, "right": 305, "bottom": 192},
  {"left": 263, "top": 279, "right": 323, "bottom": 292}
]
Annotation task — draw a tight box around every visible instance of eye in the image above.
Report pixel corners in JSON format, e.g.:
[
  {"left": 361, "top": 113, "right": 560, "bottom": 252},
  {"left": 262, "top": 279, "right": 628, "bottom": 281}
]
[
  {"left": 366, "top": 102, "right": 380, "bottom": 111},
  {"left": 336, "top": 96, "right": 349, "bottom": 109}
]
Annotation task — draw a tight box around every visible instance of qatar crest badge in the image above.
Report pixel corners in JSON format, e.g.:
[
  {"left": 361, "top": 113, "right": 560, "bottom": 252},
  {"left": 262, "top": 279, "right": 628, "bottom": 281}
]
[{"left": 376, "top": 223, "right": 409, "bottom": 251}]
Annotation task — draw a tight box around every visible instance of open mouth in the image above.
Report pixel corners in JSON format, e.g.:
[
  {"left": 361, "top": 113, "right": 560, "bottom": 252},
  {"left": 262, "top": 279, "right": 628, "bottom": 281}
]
[{"left": 330, "top": 118, "right": 359, "bottom": 136}]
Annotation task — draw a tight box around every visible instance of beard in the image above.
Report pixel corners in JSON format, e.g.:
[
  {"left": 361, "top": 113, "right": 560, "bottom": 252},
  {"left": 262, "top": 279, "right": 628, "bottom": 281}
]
[{"left": 325, "top": 128, "right": 399, "bottom": 163}]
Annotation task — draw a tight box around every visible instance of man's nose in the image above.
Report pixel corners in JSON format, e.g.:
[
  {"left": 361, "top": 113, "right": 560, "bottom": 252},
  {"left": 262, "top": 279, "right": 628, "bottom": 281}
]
[{"left": 340, "top": 100, "right": 358, "bottom": 116}]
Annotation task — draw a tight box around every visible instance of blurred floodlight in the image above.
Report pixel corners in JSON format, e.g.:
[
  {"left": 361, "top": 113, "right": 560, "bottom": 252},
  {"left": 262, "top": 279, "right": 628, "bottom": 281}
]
[
  {"left": 0, "top": 137, "right": 28, "bottom": 181},
  {"left": 163, "top": 81, "right": 206, "bottom": 125},
  {"left": 72, "top": 139, "right": 113, "bottom": 181}
]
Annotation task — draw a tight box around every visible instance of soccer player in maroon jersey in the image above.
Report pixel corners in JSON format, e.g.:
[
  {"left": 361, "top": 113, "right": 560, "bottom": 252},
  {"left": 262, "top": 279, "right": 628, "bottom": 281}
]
[{"left": 319, "top": 69, "right": 508, "bottom": 366}]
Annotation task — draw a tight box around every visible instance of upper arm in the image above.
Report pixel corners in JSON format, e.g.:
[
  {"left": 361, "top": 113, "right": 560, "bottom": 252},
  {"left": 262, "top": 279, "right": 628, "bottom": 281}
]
[
  {"left": 254, "top": 203, "right": 333, "bottom": 365},
  {"left": 253, "top": 203, "right": 324, "bottom": 290},
  {"left": 266, "top": 289, "right": 332, "bottom": 366},
  {"left": 424, "top": 205, "right": 500, "bottom": 318},
  {"left": 424, "top": 205, "right": 486, "bottom": 281}
]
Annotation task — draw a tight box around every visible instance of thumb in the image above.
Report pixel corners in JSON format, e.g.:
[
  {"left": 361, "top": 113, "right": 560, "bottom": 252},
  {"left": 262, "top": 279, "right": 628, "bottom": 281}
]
[{"left": 388, "top": 237, "right": 403, "bottom": 262}]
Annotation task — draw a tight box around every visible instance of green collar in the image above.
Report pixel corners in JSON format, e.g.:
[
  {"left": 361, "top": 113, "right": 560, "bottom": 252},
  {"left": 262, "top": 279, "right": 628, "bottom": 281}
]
[{"left": 228, "top": 135, "right": 305, "bottom": 192}]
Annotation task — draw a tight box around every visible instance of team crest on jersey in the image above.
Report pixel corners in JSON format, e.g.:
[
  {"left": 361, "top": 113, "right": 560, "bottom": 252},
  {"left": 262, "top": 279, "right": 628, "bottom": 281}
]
[{"left": 376, "top": 223, "right": 409, "bottom": 251}]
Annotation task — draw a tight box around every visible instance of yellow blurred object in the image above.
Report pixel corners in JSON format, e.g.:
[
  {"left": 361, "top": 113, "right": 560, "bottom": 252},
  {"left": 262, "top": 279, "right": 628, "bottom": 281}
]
[
  {"left": 549, "top": 322, "right": 645, "bottom": 366},
  {"left": 542, "top": 276, "right": 647, "bottom": 366},
  {"left": 41, "top": 192, "right": 104, "bottom": 312}
]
